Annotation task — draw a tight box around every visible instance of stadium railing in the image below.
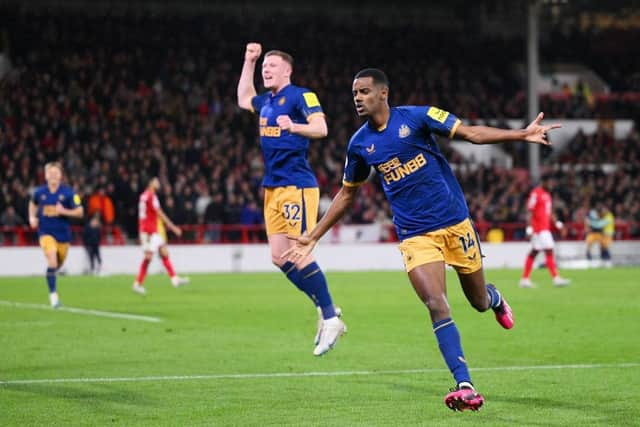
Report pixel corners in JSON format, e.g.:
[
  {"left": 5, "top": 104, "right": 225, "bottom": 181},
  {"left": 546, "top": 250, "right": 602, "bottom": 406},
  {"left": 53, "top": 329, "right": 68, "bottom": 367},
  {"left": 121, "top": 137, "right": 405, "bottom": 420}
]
[
  {"left": 1, "top": 221, "right": 637, "bottom": 246},
  {"left": 0, "top": 225, "right": 127, "bottom": 246},
  {"left": 473, "top": 220, "right": 636, "bottom": 242}
]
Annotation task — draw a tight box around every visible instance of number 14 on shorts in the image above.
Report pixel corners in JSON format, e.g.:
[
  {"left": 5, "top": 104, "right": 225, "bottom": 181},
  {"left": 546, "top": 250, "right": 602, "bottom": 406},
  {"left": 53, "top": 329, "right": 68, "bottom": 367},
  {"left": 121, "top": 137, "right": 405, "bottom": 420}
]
[{"left": 459, "top": 232, "right": 475, "bottom": 253}]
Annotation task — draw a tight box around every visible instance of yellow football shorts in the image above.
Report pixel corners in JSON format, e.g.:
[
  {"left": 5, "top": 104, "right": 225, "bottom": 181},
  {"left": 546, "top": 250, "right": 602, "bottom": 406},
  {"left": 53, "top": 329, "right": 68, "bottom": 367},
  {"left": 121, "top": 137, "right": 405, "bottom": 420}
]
[
  {"left": 398, "top": 218, "right": 483, "bottom": 274},
  {"left": 157, "top": 218, "right": 168, "bottom": 242},
  {"left": 586, "top": 232, "right": 612, "bottom": 249},
  {"left": 264, "top": 186, "right": 319, "bottom": 236},
  {"left": 39, "top": 235, "right": 69, "bottom": 266}
]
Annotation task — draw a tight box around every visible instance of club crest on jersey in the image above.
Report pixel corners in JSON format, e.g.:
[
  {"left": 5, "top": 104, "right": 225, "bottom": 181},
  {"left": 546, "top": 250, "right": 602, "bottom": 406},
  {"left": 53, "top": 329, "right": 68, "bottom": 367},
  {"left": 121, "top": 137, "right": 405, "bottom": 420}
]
[
  {"left": 41, "top": 195, "right": 47, "bottom": 200},
  {"left": 278, "top": 97, "right": 286, "bottom": 106},
  {"left": 59, "top": 195, "right": 65, "bottom": 200},
  {"left": 366, "top": 144, "right": 376, "bottom": 154},
  {"left": 398, "top": 124, "right": 411, "bottom": 138}
]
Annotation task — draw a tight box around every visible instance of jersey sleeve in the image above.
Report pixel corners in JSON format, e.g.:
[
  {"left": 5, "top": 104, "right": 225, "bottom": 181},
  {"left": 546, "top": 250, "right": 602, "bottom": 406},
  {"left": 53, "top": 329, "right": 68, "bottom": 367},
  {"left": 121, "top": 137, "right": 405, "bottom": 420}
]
[
  {"left": 31, "top": 187, "right": 42, "bottom": 204},
  {"left": 411, "top": 105, "right": 461, "bottom": 139},
  {"left": 342, "top": 142, "right": 370, "bottom": 187},
  {"left": 67, "top": 188, "right": 82, "bottom": 209},
  {"left": 59, "top": 188, "right": 77, "bottom": 209},
  {"left": 250, "top": 92, "right": 269, "bottom": 114},
  {"left": 298, "top": 90, "right": 324, "bottom": 122}
]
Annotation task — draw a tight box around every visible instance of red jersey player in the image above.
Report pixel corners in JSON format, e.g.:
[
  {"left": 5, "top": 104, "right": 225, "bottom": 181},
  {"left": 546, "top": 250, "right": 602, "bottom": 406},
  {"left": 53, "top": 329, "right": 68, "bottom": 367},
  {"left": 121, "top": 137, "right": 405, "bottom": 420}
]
[
  {"left": 133, "top": 177, "right": 189, "bottom": 294},
  {"left": 520, "top": 175, "right": 570, "bottom": 288}
]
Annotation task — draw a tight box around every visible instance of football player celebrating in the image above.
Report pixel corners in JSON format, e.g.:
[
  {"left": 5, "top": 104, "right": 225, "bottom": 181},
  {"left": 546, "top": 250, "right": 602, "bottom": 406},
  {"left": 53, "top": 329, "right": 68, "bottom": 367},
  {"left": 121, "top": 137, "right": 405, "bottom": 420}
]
[
  {"left": 238, "top": 42, "right": 345, "bottom": 356},
  {"left": 284, "top": 68, "right": 562, "bottom": 411}
]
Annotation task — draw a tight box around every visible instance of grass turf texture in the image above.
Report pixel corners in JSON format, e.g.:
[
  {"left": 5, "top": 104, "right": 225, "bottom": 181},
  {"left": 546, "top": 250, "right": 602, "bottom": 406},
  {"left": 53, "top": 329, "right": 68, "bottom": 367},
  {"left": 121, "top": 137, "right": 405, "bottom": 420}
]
[{"left": 1, "top": 268, "right": 638, "bottom": 426}]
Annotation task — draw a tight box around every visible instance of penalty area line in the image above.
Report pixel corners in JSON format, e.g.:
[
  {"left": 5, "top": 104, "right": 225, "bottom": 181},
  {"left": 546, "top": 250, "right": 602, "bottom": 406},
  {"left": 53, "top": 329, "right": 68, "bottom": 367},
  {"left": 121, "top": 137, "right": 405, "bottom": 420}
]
[
  {"left": 0, "top": 300, "right": 162, "bottom": 323},
  {"left": 1, "top": 362, "right": 638, "bottom": 386}
]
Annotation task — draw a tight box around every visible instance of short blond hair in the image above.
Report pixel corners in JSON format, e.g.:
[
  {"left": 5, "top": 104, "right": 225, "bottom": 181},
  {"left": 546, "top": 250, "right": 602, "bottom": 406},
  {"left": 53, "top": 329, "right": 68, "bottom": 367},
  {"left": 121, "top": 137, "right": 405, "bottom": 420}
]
[{"left": 45, "top": 161, "right": 63, "bottom": 172}]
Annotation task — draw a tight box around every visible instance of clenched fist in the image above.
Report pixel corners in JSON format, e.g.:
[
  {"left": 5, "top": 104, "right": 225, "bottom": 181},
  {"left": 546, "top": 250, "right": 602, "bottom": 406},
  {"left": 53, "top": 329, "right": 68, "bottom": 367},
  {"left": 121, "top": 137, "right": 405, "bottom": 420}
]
[
  {"left": 245, "top": 42, "right": 262, "bottom": 63},
  {"left": 276, "top": 115, "right": 297, "bottom": 133}
]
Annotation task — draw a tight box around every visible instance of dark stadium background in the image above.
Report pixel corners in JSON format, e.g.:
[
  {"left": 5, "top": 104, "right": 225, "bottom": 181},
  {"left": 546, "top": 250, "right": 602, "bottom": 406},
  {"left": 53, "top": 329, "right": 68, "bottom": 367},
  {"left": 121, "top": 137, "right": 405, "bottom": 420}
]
[
  {"left": 1, "top": 3, "right": 640, "bottom": 425},
  {"left": 1, "top": 0, "right": 638, "bottom": 245}
]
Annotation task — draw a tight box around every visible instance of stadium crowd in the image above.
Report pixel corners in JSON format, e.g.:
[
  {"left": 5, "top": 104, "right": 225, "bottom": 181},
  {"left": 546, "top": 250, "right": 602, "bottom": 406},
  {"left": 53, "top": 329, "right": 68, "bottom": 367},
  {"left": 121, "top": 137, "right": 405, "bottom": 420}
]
[{"left": 1, "top": 8, "right": 639, "bottom": 241}]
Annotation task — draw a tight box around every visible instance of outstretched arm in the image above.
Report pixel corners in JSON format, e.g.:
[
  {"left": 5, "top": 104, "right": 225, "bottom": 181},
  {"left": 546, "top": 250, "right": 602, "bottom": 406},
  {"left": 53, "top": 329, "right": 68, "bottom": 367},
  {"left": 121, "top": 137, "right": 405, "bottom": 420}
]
[
  {"left": 237, "top": 42, "right": 262, "bottom": 111},
  {"left": 454, "top": 112, "right": 561, "bottom": 145},
  {"left": 282, "top": 185, "right": 360, "bottom": 263}
]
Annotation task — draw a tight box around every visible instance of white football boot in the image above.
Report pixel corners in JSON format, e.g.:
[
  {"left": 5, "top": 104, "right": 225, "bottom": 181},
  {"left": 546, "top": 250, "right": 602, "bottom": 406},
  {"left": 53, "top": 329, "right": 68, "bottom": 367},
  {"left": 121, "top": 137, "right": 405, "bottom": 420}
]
[
  {"left": 132, "top": 283, "right": 147, "bottom": 295},
  {"left": 49, "top": 292, "right": 62, "bottom": 308},
  {"left": 553, "top": 276, "right": 571, "bottom": 287},
  {"left": 314, "top": 306, "right": 344, "bottom": 345},
  {"left": 313, "top": 316, "right": 346, "bottom": 356},
  {"left": 518, "top": 278, "right": 535, "bottom": 288},
  {"left": 171, "top": 276, "right": 190, "bottom": 287}
]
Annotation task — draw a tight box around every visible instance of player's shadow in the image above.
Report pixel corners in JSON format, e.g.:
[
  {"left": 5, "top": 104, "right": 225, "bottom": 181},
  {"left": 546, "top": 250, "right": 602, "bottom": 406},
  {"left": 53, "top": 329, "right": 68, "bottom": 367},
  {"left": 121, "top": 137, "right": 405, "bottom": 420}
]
[
  {"left": 341, "top": 376, "right": 441, "bottom": 395},
  {"left": 342, "top": 378, "right": 617, "bottom": 427},
  {"left": 489, "top": 394, "right": 616, "bottom": 426},
  {"left": 3, "top": 382, "right": 152, "bottom": 407}
]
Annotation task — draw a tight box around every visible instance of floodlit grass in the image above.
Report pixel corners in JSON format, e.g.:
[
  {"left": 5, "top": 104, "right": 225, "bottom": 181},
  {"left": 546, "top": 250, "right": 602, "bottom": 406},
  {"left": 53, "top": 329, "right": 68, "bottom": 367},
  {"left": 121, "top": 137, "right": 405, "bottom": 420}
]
[{"left": 1, "top": 268, "right": 638, "bottom": 426}]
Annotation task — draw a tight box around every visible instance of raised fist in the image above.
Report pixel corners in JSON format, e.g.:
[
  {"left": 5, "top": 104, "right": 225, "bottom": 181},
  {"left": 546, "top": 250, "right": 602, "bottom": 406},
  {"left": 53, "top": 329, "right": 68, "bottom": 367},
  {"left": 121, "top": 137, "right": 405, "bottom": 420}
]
[
  {"left": 276, "top": 115, "right": 296, "bottom": 133},
  {"left": 245, "top": 42, "right": 262, "bottom": 63}
]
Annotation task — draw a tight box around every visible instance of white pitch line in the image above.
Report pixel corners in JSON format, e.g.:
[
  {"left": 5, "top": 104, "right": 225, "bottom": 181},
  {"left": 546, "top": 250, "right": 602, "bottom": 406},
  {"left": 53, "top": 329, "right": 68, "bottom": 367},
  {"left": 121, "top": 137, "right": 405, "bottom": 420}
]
[
  {"left": 0, "top": 300, "right": 161, "bottom": 323},
  {"left": 1, "top": 362, "right": 638, "bottom": 386}
]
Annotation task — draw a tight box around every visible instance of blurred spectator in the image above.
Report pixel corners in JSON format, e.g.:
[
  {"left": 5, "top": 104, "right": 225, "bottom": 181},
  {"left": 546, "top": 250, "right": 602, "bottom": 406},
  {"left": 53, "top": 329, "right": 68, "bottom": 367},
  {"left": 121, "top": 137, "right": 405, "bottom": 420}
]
[
  {"left": 224, "top": 194, "right": 244, "bottom": 241},
  {"left": 87, "top": 186, "right": 115, "bottom": 225},
  {"left": 203, "top": 193, "right": 225, "bottom": 242},
  {"left": 239, "top": 197, "right": 263, "bottom": 242},
  {"left": 0, "top": 205, "right": 24, "bottom": 226},
  {"left": 82, "top": 213, "right": 102, "bottom": 275},
  {"left": 195, "top": 189, "right": 212, "bottom": 222},
  {"left": 0, "top": 205, "right": 24, "bottom": 244}
]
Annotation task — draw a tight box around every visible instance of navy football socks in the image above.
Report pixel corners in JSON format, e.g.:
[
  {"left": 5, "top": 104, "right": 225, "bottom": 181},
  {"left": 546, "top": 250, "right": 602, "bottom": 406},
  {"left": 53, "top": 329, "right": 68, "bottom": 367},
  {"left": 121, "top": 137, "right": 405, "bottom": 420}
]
[
  {"left": 298, "top": 262, "right": 336, "bottom": 319},
  {"left": 279, "top": 261, "right": 321, "bottom": 308},
  {"left": 433, "top": 317, "right": 471, "bottom": 385},
  {"left": 280, "top": 261, "right": 336, "bottom": 319},
  {"left": 486, "top": 283, "right": 502, "bottom": 309},
  {"left": 46, "top": 267, "right": 57, "bottom": 293}
]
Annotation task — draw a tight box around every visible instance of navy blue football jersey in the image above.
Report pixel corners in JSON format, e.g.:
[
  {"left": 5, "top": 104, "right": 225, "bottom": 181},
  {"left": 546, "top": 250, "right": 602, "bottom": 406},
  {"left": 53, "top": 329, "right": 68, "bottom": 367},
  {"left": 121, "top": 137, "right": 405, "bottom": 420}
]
[
  {"left": 343, "top": 106, "right": 468, "bottom": 240},
  {"left": 251, "top": 84, "right": 324, "bottom": 188},
  {"left": 32, "top": 184, "right": 81, "bottom": 242}
]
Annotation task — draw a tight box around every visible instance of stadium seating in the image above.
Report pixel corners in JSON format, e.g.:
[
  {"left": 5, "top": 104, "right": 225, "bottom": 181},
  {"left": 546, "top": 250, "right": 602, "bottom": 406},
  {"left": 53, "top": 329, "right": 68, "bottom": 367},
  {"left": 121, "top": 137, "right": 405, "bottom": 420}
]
[{"left": 0, "top": 7, "right": 638, "bottom": 242}]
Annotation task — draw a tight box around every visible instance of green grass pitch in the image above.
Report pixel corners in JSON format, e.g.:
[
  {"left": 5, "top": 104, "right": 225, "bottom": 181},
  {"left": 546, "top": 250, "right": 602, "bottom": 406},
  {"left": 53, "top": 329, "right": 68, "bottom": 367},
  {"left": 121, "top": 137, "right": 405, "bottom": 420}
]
[{"left": 1, "top": 268, "right": 639, "bottom": 426}]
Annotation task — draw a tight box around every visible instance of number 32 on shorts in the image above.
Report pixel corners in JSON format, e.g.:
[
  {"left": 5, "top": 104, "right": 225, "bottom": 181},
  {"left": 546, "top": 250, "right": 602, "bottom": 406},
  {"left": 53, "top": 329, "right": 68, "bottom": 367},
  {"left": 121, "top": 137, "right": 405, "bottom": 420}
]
[{"left": 283, "top": 203, "right": 301, "bottom": 222}]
